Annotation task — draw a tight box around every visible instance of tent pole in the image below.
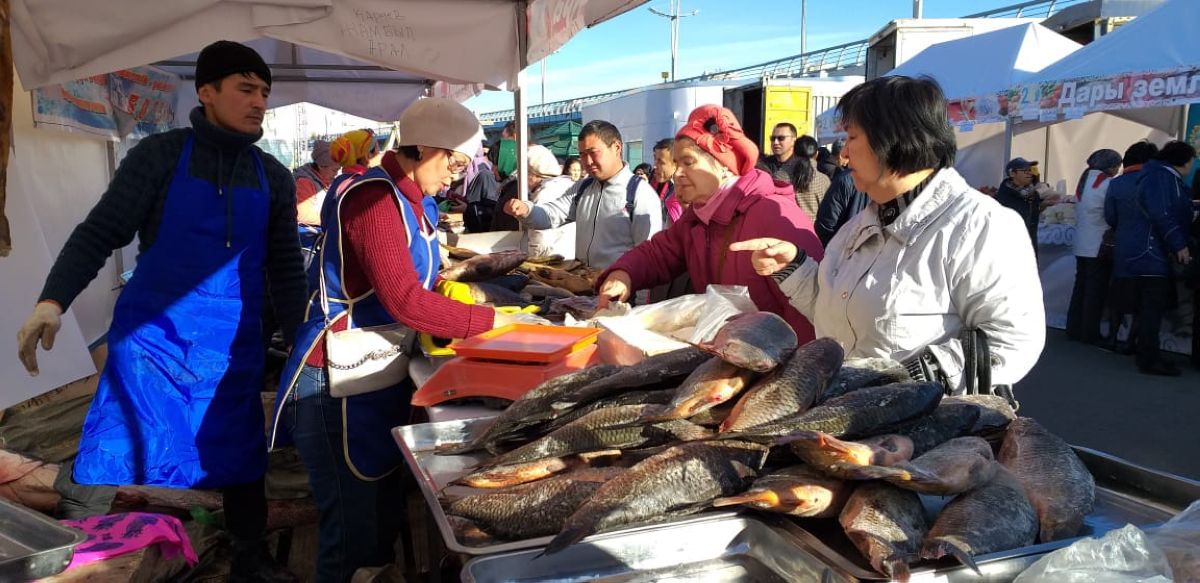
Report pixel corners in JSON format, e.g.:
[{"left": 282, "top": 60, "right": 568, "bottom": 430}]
[
  {"left": 1003, "top": 119, "right": 1013, "bottom": 170},
  {"left": 516, "top": 69, "right": 529, "bottom": 208},
  {"left": 515, "top": 1, "right": 531, "bottom": 251},
  {"left": 1043, "top": 124, "right": 1051, "bottom": 189}
]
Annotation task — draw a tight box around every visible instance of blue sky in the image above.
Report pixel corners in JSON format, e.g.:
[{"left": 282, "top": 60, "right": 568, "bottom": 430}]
[{"left": 466, "top": 0, "right": 1027, "bottom": 114}]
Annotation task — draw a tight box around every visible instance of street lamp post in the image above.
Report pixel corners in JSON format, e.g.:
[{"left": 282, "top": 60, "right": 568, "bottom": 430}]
[
  {"left": 801, "top": 0, "right": 807, "bottom": 55},
  {"left": 649, "top": 0, "right": 699, "bottom": 82}
]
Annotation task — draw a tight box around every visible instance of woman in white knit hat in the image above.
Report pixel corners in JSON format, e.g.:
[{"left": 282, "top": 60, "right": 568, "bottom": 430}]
[{"left": 269, "top": 98, "right": 532, "bottom": 581}]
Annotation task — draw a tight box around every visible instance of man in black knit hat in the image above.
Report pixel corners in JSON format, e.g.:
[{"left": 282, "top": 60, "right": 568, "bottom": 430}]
[{"left": 16, "top": 40, "right": 302, "bottom": 582}]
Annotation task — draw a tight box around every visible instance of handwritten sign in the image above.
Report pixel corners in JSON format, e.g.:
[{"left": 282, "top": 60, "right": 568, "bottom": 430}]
[{"left": 337, "top": 7, "right": 417, "bottom": 63}]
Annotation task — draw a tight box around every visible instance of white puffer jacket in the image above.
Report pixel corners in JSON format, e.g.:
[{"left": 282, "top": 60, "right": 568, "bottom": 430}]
[{"left": 779, "top": 168, "right": 1046, "bottom": 391}]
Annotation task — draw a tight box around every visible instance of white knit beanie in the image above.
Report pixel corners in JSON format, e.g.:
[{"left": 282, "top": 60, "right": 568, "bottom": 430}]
[{"left": 397, "top": 98, "right": 484, "bottom": 158}]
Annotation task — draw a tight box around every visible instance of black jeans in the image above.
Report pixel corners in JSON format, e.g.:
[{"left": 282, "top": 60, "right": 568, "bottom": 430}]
[
  {"left": 283, "top": 366, "right": 406, "bottom": 583},
  {"left": 54, "top": 457, "right": 267, "bottom": 541},
  {"left": 1067, "top": 256, "right": 1112, "bottom": 343},
  {"left": 1134, "top": 277, "right": 1173, "bottom": 368}
]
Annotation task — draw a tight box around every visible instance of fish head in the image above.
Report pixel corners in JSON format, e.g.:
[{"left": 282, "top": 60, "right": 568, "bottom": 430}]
[
  {"left": 456, "top": 458, "right": 569, "bottom": 489},
  {"left": 780, "top": 431, "right": 877, "bottom": 466},
  {"left": 864, "top": 434, "right": 915, "bottom": 466},
  {"left": 712, "top": 487, "right": 780, "bottom": 510},
  {"left": 778, "top": 484, "right": 836, "bottom": 516}
]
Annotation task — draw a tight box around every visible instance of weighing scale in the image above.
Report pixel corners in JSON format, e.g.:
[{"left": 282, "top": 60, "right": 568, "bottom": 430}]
[{"left": 410, "top": 324, "right": 602, "bottom": 407}]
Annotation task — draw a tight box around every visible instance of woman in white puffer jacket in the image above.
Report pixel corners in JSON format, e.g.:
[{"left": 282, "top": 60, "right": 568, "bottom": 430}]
[{"left": 732, "top": 76, "right": 1046, "bottom": 395}]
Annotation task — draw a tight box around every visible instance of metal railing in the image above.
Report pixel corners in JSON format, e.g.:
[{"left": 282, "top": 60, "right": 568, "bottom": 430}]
[
  {"left": 478, "top": 0, "right": 1092, "bottom": 122},
  {"left": 480, "top": 88, "right": 633, "bottom": 124},
  {"left": 965, "top": 0, "right": 1091, "bottom": 19},
  {"left": 686, "top": 39, "right": 869, "bottom": 82}
]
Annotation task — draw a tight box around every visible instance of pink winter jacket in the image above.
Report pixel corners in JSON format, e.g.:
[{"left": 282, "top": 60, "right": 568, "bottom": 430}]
[{"left": 602, "top": 169, "right": 824, "bottom": 343}]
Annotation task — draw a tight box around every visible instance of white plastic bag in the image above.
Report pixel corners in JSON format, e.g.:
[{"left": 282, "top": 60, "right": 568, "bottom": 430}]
[
  {"left": 687, "top": 285, "right": 758, "bottom": 344},
  {"left": 589, "top": 285, "right": 757, "bottom": 364},
  {"left": 1148, "top": 499, "right": 1200, "bottom": 582},
  {"left": 1013, "top": 524, "right": 1173, "bottom": 583},
  {"left": 596, "top": 285, "right": 755, "bottom": 339}
]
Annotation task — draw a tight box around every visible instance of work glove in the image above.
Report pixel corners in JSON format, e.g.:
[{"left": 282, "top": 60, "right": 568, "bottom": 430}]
[{"left": 17, "top": 302, "right": 63, "bottom": 377}]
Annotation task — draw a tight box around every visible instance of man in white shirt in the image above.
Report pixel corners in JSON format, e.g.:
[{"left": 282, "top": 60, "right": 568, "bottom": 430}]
[{"left": 503, "top": 120, "right": 662, "bottom": 269}]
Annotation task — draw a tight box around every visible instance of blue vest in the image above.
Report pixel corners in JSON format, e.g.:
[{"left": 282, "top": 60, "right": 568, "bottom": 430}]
[{"left": 270, "top": 167, "right": 440, "bottom": 479}]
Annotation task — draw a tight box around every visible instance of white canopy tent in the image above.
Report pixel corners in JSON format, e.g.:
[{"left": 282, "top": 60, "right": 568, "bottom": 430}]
[
  {"left": 1, "top": 0, "right": 647, "bottom": 406},
  {"left": 1006, "top": 0, "right": 1198, "bottom": 190},
  {"left": 815, "top": 23, "right": 1083, "bottom": 188},
  {"left": 12, "top": 0, "right": 646, "bottom": 120}
]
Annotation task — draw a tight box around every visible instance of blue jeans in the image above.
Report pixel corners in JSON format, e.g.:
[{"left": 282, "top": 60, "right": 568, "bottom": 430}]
[{"left": 283, "top": 366, "right": 406, "bottom": 582}]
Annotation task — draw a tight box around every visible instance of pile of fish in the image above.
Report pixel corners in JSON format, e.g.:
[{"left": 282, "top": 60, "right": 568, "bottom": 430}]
[
  {"left": 435, "top": 312, "right": 1095, "bottom": 580},
  {"left": 439, "top": 247, "right": 606, "bottom": 312}
]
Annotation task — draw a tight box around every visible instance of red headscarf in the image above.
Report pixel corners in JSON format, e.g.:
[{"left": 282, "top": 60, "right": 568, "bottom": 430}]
[{"left": 675, "top": 105, "right": 759, "bottom": 176}]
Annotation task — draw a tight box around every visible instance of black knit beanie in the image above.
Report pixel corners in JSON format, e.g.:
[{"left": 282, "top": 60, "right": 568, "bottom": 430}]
[{"left": 194, "top": 41, "right": 272, "bottom": 90}]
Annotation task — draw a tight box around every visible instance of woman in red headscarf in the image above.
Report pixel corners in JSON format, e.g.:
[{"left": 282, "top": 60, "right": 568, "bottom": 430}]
[{"left": 596, "top": 105, "right": 824, "bottom": 341}]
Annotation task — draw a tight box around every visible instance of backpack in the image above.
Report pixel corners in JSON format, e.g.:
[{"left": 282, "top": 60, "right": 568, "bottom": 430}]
[{"left": 576, "top": 175, "right": 664, "bottom": 224}]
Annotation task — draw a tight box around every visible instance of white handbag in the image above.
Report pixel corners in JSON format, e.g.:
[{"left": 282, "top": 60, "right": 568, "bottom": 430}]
[{"left": 318, "top": 258, "right": 415, "bottom": 398}]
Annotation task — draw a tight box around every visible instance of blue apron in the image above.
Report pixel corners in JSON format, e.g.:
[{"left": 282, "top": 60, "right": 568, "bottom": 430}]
[
  {"left": 270, "top": 167, "right": 440, "bottom": 480},
  {"left": 74, "top": 135, "right": 271, "bottom": 489}
]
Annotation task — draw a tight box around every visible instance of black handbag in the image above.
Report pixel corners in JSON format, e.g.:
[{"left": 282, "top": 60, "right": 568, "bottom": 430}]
[{"left": 960, "top": 328, "right": 1019, "bottom": 411}]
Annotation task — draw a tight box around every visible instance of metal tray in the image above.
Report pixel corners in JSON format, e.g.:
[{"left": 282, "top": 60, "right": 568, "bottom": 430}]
[
  {"left": 0, "top": 498, "right": 87, "bottom": 581},
  {"left": 398, "top": 417, "right": 1200, "bottom": 582},
  {"left": 460, "top": 514, "right": 851, "bottom": 583},
  {"left": 769, "top": 445, "right": 1200, "bottom": 582},
  {"left": 393, "top": 417, "right": 749, "bottom": 556}
]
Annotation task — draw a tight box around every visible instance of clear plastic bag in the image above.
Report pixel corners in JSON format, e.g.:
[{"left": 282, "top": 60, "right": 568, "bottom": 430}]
[
  {"left": 687, "top": 285, "right": 759, "bottom": 344},
  {"left": 1013, "top": 524, "right": 1173, "bottom": 583},
  {"left": 615, "top": 285, "right": 757, "bottom": 343},
  {"left": 588, "top": 285, "right": 757, "bottom": 364},
  {"left": 1148, "top": 499, "right": 1200, "bottom": 583}
]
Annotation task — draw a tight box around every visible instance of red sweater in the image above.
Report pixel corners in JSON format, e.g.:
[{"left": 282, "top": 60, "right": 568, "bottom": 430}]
[{"left": 307, "top": 153, "right": 494, "bottom": 366}]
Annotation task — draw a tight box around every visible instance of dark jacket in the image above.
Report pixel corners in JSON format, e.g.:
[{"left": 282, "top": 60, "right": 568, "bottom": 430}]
[
  {"left": 814, "top": 166, "right": 870, "bottom": 246},
  {"left": 1105, "top": 161, "right": 1194, "bottom": 278},
  {"left": 817, "top": 158, "right": 838, "bottom": 180},
  {"left": 39, "top": 107, "right": 306, "bottom": 342},
  {"left": 994, "top": 179, "right": 1039, "bottom": 247},
  {"left": 463, "top": 168, "right": 501, "bottom": 233}
]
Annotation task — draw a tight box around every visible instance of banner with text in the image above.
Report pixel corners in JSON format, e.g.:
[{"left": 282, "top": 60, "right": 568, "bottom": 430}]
[
  {"left": 1007, "top": 67, "right": 1200, "bottom": 120},
  {"left": 34, "top": 67, "right": 181, "bottom": 140}
]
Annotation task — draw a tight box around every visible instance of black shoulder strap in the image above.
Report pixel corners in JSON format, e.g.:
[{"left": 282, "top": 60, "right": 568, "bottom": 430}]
[
  {"left": 625, "top": 175, "right": 644, "bottom": 223},
  {"left": 570, "top": 176, "right": 596, "bottom": 217}
]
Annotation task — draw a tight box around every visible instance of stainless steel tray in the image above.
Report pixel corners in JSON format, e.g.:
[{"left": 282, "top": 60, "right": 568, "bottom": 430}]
[
  {"left": 770, "top": 445, "right": 1200, "bottom": 582},
  {"left": 397, "top": 417, "right": 1200, "bottom": 582},
  {"left": 393, "top": 417, "right": 746, "bottom": 556},
  {"left": 0, "top": 498, "right": 88, "bottom": 581},
  {"left": 460, "top": 514, "right": 851, "bottom": 583}
]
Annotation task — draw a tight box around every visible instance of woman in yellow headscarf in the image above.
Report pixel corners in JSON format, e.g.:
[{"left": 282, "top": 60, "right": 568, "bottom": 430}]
[{"left": 330, "top": 128, "right": 379, "bottom": 176}]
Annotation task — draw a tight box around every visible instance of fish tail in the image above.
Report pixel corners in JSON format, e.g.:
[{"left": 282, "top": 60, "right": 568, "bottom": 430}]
[
  {"left": 924, "top": 539, "right": 979, "bottom": 575},
  {"left": 542, "top": 524, "right": 591, "bottom": 557},
  {"left": 882, "top": 556, "right": 912, "bottom": 582}
]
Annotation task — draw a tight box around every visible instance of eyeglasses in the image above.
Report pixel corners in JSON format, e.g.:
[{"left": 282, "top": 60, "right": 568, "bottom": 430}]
[
  {"left": 769, "top": 135, "right": 793, "bottom": 142},
  {"left": 446, "top": 151, "right": 470, "bottom": 175}
]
